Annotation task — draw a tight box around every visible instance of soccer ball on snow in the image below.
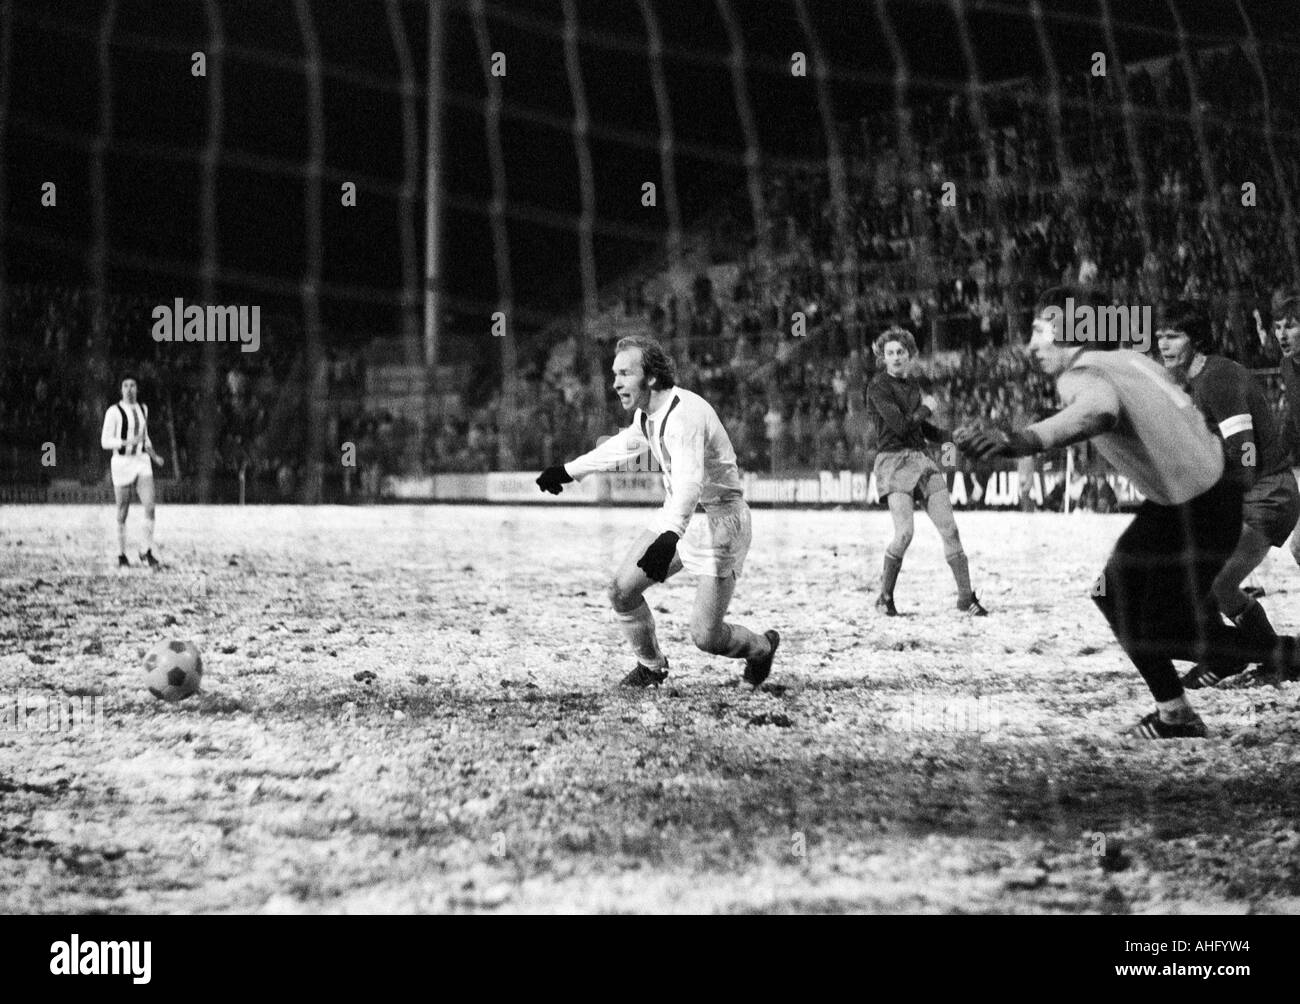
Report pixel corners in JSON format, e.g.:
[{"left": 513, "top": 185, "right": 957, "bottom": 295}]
[{"left": 144, "top": 639, "right": 203, "bottom": 701}]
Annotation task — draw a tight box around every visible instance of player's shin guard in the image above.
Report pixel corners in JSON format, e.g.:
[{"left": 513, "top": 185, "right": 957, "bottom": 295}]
[
  {"left": 614, "top": 599, "right": 666, "bottom": 670},
  {"left": 143, "top": 516, "right": 155, "bottom": 554}
]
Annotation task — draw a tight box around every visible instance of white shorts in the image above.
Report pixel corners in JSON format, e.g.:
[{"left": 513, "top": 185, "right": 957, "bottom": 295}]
[
  {"left": 676, "top": 497, "right": 752, "bottom": 578},
  {"left": 110, "top": 453, "right": 153, "bottom": 488}
]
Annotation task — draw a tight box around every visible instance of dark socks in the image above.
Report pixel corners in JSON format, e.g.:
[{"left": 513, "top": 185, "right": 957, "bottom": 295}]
[
  {"left": 881, "top": 552, "right": 903, "bottom": 599},
  {"left": 947, "top": 551, "right": 972, "bottom": 605}
]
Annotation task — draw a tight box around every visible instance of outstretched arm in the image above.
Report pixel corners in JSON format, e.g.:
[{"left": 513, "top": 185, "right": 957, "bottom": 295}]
[
  {"left": 563, "top": 426, "right": 646, "bottom": 480},
  {"left": 1026, "top": 377, "right": 1120, "bottom": 450},
  {"left": 957, "top": 376, "right": 1119, "bottom": 458},
  {"left": 537, "top": 426, "right": 645, "bottom": 494}
]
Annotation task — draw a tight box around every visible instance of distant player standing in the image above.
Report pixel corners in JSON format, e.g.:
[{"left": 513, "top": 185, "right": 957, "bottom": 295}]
[
  {"left": 1156, "top": 299, "right": 1299, "bottom": 688},
  {"left": 958, "top": 287, "right": 1298, "bottom": 739},
  {"left": 535, "top": 335, "right": 779, "bottom": 688},
  {"left": 100, "top": 375, "right": 165, "bottom": 568},
  {"left": 865, "top": 326, "right": 987, "bottom": 616}
]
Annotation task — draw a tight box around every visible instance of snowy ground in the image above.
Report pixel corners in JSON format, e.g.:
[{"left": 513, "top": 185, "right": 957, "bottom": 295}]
[{"left": 2, "top": 504, "right": 1298, "bottom": 913}]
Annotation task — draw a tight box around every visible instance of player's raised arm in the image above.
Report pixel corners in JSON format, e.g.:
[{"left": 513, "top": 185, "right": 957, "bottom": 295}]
[{"left": 536, "top": 425, "right": 642, "bottom": 494}]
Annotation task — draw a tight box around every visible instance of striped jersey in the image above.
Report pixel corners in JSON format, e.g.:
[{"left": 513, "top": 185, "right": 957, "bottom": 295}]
[
  {"left": 564, "top": 386, "right": 743, "bottom": 536},
  {"left": 1028, "top": 350, "right": 1223, "bottom": 506},
  {"left": 101, "top": 402, "right": 153, "bottom": 456}
]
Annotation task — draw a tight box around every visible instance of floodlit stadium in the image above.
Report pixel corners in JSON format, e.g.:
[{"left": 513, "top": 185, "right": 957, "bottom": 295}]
[{"left": 3, "top": 0, "right": 1300, "bottom": 918}]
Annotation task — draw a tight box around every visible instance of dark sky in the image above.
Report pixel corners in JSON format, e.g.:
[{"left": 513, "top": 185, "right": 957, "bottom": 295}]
[{"left": 5, "top": 0, "right": 1300, "bottom": 351}]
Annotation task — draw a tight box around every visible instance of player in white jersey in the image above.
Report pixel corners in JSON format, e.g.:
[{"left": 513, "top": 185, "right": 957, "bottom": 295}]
[
  {"left": 100, "top": 375, "right": 165, "bottom": 568},
  {"left": 535, "top": 335, "right": 779, "bottom": 688}
]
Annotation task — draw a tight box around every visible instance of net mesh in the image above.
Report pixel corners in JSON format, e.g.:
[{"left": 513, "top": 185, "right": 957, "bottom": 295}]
[{"left": 3, "top": 0, "right": 1300, "bottom": 499}]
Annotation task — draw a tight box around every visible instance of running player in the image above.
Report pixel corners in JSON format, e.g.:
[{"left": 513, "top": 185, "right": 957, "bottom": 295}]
[
  {"left": 535, "top": 335, "right": 779, "bottom": 688},
  {"left": 1156, "top": 299, "right": 1299, "bottom": 688},
  {"left": 957, "top": 286, "right": 1298, "bottom": 739},
  {"left": 100, "top": 374, "right": 165, "bottom": 568},
  {"left": 865, "top": 326, "right": 987, "bottom": 616}
]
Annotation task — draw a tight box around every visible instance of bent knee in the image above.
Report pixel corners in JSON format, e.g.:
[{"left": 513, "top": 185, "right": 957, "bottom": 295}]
[
  {"left": 607, "top": 579, "right": 642, "bottom": 612},
  {"left": 890, "top": 530, "right": 914, "bottom": 552}
]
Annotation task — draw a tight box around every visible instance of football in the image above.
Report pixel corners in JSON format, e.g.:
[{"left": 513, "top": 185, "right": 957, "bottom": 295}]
[{"left": 144, "top": 639, "right": 203, "bottom": 702}]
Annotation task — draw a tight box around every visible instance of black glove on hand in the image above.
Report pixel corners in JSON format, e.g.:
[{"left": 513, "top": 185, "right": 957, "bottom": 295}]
[
  {"left": 960, "top": 429, "right": 1042, "bottom": 460},
  {"left": 636, "top": 531, "right": 680, "bottom": 583},
  {"left": 536, "top": 465, "right": 574, "bottom": 495}
]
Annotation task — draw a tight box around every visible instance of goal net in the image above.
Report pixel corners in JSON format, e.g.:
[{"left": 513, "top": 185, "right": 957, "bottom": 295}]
[{"left": 3, "top": 0, "right": 1300, "bottom": 505}]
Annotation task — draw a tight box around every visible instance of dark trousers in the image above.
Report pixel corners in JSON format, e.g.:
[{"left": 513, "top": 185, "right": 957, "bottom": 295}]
[{"left": 1092, "top": 478, "right": 1283, "bottom": 702}]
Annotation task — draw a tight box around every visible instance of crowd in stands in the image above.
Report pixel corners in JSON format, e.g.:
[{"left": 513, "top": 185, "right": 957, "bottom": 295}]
[
  {"left": 6, "top": 43, "right": 1300, "bottom": 497},
  {"left": 1, "top": 284, "right": 325, "bottom": 498},
  {"left": 416, "top": 44, "right": 1300, "bottom": 479}
]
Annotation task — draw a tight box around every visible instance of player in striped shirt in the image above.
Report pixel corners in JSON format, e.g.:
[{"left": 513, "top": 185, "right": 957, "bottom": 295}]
[
  {"left": 958, "top": 287, "right": 1299, "bottom": 739},
  {"left": 1156, "top": 299, "right": 1299, "bottom": 689},
  {"left": 100, "top": 375, "right": 165, "bottom": 568},
  {"left": 535, "top": 335, "right": 779, "bottom": 689}
]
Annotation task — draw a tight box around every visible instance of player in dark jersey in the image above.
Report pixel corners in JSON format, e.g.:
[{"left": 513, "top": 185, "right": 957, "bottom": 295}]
[
  {"left": 1272, "top": 296, "right": 1300, "bottom": 565},
  {"left": 957, "top": 286, "right": 1299, "bottom": 739},
  {"left": 864, "top": 326, "right": 987, "bottom": 617},
  {"left": 1156, "top": 300, "right": 1300, "bottom": 688}
]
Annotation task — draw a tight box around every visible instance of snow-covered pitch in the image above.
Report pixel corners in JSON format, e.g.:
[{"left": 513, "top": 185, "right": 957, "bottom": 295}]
[{"left": 2, "top": 504, "right": 1298, "bottom": 913}]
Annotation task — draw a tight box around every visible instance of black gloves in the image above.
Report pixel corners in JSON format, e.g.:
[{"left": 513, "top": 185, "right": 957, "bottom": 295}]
[
  {"left": 636, "top": 531, "right": 680, "bottom": 582},
  {"left": 954, "top": 427, "right": 1043, "bottom": 460},
  {"left": 536, "top": 465, "right": 574, "bottom": 495}
]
